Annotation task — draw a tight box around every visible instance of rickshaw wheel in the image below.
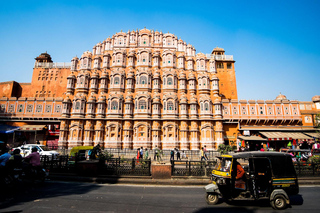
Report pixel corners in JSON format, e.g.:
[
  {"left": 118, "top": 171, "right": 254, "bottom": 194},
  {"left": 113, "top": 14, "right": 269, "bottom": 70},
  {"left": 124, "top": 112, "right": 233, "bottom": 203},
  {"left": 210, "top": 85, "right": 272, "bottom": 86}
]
[
  {"left": 271, "top": 194, "right": 287, "bottom": 210},
  {"left": 205, "top": 193, "right": 219, "bottom": 205}
]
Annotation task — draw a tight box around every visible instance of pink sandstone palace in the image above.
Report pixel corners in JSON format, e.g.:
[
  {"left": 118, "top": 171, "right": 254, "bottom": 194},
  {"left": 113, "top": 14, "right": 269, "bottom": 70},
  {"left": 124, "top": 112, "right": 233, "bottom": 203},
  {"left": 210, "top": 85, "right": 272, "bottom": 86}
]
[{"left": 0, "top": 28, "right": 319, "bottom": 151}]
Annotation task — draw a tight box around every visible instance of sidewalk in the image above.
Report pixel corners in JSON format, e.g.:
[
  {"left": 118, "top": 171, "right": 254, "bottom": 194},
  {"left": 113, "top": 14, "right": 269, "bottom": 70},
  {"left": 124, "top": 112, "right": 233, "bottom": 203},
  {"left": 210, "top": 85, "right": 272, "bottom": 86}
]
[{"left": 48, "top": 173, "right": 320, "bottom": 186}]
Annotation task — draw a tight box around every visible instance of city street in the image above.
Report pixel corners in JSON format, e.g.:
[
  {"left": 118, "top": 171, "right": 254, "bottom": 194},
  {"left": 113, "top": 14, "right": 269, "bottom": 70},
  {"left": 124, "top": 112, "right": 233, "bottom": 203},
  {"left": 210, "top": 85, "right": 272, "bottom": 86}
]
[{"left": 0, "top": 181, "right": 319, "bottom": 213}]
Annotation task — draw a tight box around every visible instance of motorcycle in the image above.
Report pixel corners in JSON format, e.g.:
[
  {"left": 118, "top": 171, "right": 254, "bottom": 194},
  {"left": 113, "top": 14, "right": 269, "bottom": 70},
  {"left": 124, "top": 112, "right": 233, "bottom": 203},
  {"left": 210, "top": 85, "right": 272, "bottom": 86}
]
[{"left": 21, "top": 165, "right": 49, "bottom": 183}]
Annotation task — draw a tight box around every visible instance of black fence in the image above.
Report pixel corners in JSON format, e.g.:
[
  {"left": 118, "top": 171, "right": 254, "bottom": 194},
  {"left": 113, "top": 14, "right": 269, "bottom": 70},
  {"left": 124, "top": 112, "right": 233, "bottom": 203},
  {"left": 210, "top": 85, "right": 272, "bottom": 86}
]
[
  {"left": 293, "top": 161, "right": 320, "bottom": 177},
  {"left": 40, "top": 155, "right": 320, "bottom": 177},
  {"left": 40, "top": 155, "right": 151, "bottom": 176},
  {"left": 171, "top": 160, "right": 217, "bottom": 176}
]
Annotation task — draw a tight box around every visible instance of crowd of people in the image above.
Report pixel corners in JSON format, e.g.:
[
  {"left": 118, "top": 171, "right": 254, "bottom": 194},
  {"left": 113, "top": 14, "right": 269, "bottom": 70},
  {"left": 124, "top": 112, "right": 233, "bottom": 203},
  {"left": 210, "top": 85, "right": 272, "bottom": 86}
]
[{"left": 0, "top": 144, "right": 42, "bottom": 182}]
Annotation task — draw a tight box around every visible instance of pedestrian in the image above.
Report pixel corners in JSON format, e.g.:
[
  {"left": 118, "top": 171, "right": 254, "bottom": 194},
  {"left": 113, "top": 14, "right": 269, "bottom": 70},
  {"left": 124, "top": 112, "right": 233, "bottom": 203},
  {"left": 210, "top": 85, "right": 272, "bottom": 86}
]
[
  {"left": 36, "top": 140, "right": 40, "bottom": 145},
  {"left": 0, "top": 147, "right": 11, "bottom": 167},
  {"left": 137, "top": 148, "right": 140, "bottom": 160},
  {"left": 140, "top": 147, "right": 143, "bottom": 159},
  {"left": 181, "top": 150, "right": 187, "bottom": 159},
  {"left": 170, "top": 149, "right": 174, "bottom": 161},
  {"left": 200, "top": 147, "right": 206, "bottom": 161},
  {"left": 176, "top": 149, "right": 181, "bottom": 161},
  {"left": 144, "top": 148, "right": 149, "bottom": 160},
  {"left": 154, "top": 145, "right": 159, "bottom": 161},
  {"left": 204, "top": 145, "right": 208, "bottom": 160}
]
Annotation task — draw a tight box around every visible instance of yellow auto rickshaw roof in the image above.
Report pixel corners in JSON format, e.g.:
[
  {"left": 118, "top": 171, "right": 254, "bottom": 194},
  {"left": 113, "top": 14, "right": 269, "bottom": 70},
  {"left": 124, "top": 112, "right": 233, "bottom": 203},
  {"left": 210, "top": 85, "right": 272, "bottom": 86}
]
[{"left": 70, "top": 146, "right": 93, "bottom": 156}]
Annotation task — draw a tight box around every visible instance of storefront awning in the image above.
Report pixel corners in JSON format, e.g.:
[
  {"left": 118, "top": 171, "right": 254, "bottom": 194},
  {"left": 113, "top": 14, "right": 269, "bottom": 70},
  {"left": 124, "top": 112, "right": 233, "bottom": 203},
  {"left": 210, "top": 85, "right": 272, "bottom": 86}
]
[
  {"left": 238, "top": 136, "right": 267, "bottom": 141},
  {"left": 19, "top": 125, "right": 46, "bottom": 131},
  {"left": 303, "top": 132, "right": 320, "bottom": 139},
  {"left": 285, "top": 132, "right": 313, "bottom": 140},
  {"left": 0, "top": 124, "right": 20, "bottom": 133},
  {"left": 260, "top": 132, "right": 313, "bottom": 141},
  {"left": 260, "top": 132, "right": 292, "bottom": 141}
]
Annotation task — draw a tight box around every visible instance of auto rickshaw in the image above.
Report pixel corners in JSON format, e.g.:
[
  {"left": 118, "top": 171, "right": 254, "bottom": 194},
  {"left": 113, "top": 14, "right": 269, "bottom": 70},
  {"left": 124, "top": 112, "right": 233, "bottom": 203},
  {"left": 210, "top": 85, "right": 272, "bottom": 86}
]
[{"left": 205, "top": 151, "right": 299, "bottom": 210}]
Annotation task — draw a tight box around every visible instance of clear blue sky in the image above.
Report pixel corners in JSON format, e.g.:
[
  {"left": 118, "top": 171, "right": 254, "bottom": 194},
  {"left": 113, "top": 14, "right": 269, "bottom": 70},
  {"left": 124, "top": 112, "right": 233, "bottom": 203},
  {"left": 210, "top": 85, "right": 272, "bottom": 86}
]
[{"left": 0, "top": 0, "right": 319, "bottom": 101}]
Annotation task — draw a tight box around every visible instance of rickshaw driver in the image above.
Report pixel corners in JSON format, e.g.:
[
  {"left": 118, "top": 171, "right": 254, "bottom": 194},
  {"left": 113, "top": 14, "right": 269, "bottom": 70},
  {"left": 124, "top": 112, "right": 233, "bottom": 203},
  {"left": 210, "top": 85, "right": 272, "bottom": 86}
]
[
  {"left": 236, "top": 161, "right": 245, "bottom": 180},
  {"left": 234, "top": 160, "right": 246, "bottom": 191}
]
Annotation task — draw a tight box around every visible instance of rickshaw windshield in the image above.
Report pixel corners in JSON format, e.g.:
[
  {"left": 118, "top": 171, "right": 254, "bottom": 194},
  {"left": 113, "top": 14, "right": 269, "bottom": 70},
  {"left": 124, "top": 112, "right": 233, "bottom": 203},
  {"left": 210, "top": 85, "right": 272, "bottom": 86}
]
[{"left": 214, "top": 158, "right": 232, "bottom": 172}]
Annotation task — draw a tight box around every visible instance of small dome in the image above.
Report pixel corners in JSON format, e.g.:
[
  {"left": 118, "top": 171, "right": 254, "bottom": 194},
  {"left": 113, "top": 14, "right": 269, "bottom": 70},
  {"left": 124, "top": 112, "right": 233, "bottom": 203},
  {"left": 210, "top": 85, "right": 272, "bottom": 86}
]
[
  {"left": 81, "top": 51, "right": 92, "bottom": 58},
  {"left": 127, "top": 71, "right": 135, "bottom": 78},
  {"left": 35, "top": 52, "right": 53, "bottom": 63},
  {"left": 63, "top": 96, "right": 71, "bottom": 102},
  {"left": 213, "top": 47, "right": 224, "bottom": 51},
  {"left": 91, "top": 72, "right": 99, "bottom": 78},
  {"left": 190, "top": 95, "right": 197, "bottom": 103},
  {"left": 179, "top": 72, "right": 186, "bottom": 79},
  {"left": 196, "top": 52, "right": 206, "bottom": 58},
  {"left": 210, "top": 74, "right": 219, "bottom": 80},
  {"left": 180, "top": 95, "right": 188, "bottom": 103},
  {"left": 98, "top": 96, "right": 106, "bottom": 102},
  {"left": 188, "top": 72, "right": 196, "bottom": 80},
  {"left": 101, "top": 71, "right": 108, "bottom": 78},
  {"left": 153, "top": 70, "right": 161, "bottom": 78},
  {"left": 72, "top": 56, "right": 79, "bottom": 61},
  {"left": 67, "top": 72, "right": 76, "bottom": 79},
  {"left": 275, "top": 93, "right": 288, "bottom": 101},
  {"left": 153, "top": 96, "right": 161, "bottom": 103},
  {"left": 88, "top": 96, "right": 96, "bottom": 102},
  {"left": 125, "top": 95, "right": 133, "bottom": 102},
  {"left": 312, "top": 95, "right": 320, "bottom": 102}
]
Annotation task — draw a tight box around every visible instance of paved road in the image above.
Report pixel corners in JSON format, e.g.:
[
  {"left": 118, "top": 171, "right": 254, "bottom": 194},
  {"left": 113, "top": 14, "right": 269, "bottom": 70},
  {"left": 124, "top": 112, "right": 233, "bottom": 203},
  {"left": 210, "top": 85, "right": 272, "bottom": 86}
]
[{"left": 0, "top": 181, "right": 319, "bottom": 213}]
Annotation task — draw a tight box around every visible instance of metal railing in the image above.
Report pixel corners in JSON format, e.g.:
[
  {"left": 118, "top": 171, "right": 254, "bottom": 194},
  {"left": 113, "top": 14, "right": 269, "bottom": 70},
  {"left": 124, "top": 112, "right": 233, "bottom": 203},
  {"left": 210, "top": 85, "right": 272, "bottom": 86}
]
[
  {"left": 171, "top": 160, "right": 217, "bottom": 176},
  {"left": 34, "top": 62, "right": 71, "bottom": 68},
  {"left": 206, "top": 54, "right": 233, "bottom": 60},
  {"left": 40, "top": 154, "right": 320, "bottom": 177}
]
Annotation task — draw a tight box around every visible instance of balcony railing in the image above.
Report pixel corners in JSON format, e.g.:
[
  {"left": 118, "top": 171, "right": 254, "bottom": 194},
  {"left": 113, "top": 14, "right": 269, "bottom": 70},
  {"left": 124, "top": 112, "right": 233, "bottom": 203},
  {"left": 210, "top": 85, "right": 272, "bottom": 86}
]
[
  {"left": 206, "top": 54, "right": 233, "bottom": 61},
  {"left": 34, "top": 62, "right": 71, "bottom": 68}
]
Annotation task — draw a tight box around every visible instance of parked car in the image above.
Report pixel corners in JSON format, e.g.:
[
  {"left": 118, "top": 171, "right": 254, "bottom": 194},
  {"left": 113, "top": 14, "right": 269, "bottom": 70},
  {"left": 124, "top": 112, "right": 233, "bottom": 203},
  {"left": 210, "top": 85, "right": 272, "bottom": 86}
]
[{"left": 12, "top": 144, "right": 59, "bottom": 159}]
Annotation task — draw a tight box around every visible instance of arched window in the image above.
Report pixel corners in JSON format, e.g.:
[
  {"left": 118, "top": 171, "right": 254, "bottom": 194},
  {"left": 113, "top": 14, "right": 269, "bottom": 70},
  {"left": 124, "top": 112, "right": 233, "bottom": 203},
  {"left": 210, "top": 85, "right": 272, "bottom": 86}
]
[
  {"left": 205, "top": 103, "right": 209, "bottom": 111},
  {"left": 139, "top": 100, "right": 146, "bottom": 109},
  {"left": 114, "top": 76, "right": 120, "bottom": 85},
  {"left": 140, "top": 76, "right": 147, "bottom": 85},
  {"left": 167, "top": 101, "right": 173, "bottom": 110},
  {"left": 111, "top": 100, "right": 118, "bottom": 110},
  {"left": 167, "top": 77, "right": 173, "bottom": 85},
  {"left": 80, "top": 76, "right": 85, "bottom": 85},
  {"left": 75, "top": 102, "right": 80, "bottom": 110}
]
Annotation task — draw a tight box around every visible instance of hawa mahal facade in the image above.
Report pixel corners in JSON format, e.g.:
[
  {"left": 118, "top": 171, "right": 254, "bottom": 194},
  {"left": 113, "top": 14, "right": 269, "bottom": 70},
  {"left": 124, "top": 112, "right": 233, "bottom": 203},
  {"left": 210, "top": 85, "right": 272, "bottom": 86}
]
[{"left": 0, "top": 28, "right": 319, "bottom": 150}]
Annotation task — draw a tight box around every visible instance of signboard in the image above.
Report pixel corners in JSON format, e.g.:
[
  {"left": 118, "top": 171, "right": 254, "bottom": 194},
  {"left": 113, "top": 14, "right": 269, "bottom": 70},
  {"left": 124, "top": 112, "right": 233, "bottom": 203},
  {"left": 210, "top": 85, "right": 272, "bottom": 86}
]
[{"left": 243, "top": 130, "right": 250, "bottom": 136}]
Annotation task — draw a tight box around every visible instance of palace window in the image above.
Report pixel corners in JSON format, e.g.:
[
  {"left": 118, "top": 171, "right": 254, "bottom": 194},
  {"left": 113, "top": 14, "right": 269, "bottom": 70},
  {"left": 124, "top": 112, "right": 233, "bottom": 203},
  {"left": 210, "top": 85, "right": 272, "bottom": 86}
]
[
  {"left": 139, "top": 100, "right": 146, "bottom": 109},
  {"left": 167, "top": 101, "right": 173, "bottom": 110},
  {"left": 8, "top": 104, "right": 15, "bottom": 113},
  {"left": 111, "top": 101, "right": 118, "bottom": 110},
  {"left": 140, "top": 76, "right": 147, "bottom": 85},
  {"left": 36, "top": 104, "right": 43, "bottom": 113},
  {"left": 45, "top": 105, "right": 52, "bottom": 113},
  {"left": 217, "top": 63, "right": 224, "bottom": 69},
  {"left": 55, "top": 105, "right": 61, "bottom": 113},
  {"left": 114, "top": 76, "right": 120, "bottom": 85},
  {"left": 205, "top": 103, "right": 209, "bottom": 111},
  {"left": 0, "top": 104, "right": 5, "bottom": 113},
  {"left": 17, "top": 104, "right": 24, "bottom": 113},
  {"left": 167, "top": 77, "right": 173, "bottom": 85},
  {"left": 260, "top": 106, "right": 264, "bottom": 114}
]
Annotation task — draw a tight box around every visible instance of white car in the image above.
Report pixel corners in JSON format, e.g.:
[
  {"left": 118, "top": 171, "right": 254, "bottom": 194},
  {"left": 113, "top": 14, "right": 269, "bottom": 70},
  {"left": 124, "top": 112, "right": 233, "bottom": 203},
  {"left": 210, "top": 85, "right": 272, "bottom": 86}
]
[{"left": 13, "top": 144, "right": 59, "bottom": 159}]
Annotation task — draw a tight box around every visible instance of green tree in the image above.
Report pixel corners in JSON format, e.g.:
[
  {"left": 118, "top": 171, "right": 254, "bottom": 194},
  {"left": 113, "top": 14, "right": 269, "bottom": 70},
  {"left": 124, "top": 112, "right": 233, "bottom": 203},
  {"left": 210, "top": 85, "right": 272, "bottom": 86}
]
[
  {"left": 315, "top": 113, "right": 320, "bottom": 128},
  {"left": 217, "top": 144, "right": 233, "bottom": 155}
]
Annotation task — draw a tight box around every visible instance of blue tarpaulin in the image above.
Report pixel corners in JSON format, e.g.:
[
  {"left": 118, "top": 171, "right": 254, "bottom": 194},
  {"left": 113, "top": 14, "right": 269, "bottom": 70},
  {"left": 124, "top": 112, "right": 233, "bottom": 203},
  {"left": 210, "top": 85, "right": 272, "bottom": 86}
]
[{"left": 0, "top": 124, "right": 20, "bottom": 133}]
